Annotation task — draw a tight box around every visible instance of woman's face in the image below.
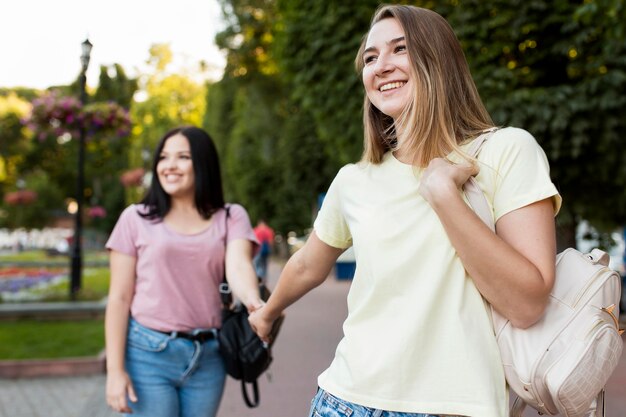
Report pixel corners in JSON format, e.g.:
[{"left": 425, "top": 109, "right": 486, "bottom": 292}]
[
  {"left": 156, "top": 133, "right": 195, "bottom": 199},
  {"left": 362, "top": 18, "right": 412, "bottom": 120}
]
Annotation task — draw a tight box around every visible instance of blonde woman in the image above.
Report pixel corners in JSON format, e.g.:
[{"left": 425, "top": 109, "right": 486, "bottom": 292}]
[{"left": 250, "top": 5, "right": 561, "bottom": 417}]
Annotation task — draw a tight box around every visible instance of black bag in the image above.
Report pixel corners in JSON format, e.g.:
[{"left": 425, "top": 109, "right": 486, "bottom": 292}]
[
  {"left": 218, "top": 283, "right": 284, "bottom": 407},
  {"left": 219, "top": 301, "right": 270, "bottom": 383},
  {"left": 218, "top": 206, "right": 284, "bottom": 407}
]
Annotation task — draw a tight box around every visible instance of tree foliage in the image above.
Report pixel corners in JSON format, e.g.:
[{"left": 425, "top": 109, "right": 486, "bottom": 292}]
[
  {"left": 441, "top": 0, "right": 626, "bottom": 244},
  {"left": 124, "top": 43, "right": 208, "bottom": 205},
  {"left": 276, "top": 0, "right": 380, "bottom": 170},
  {"left": 93, "top": 64, "right": 138, "bottom": 108},
  {"left": 130, "top": 44, "right": 207, "bottom": 165},
  {"left": 0, "top": 93, "right": 31, "bottom": 188},
  {"left": 207, "top": 0, "right": 288, "bottom": 228},
  {"left": 210, "top": 0, "right": 626, "bottom": 241},
  {"left": 0, "top": 64, "right": 138, "bottom": 231},
  {"left": 215, "top": 0, "right": 279, "bottom": 77},
  {"left": 1, "top": 169, "right": 65, "bottom": 229}
]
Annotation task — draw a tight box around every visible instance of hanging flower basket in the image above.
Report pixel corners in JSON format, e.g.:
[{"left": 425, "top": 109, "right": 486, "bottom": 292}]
[
  {"left": 87, "top": 206, "right": 107, "bottom": 219},
  {"left": 120, "top": 168, "right": 145, "bottom": 187},
  {"left": 23, "top": 91, "right": 131, "bottom": 142},
  {"left": 4, "top": 190, "right": 38, "bottom": 206}
]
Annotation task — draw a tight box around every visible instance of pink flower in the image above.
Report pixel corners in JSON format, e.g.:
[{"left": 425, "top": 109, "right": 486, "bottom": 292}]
[
  {"left": 87, "top": 206, "right": 107, "bottom": 218},
  {"left": 4, "top": 190, "right": 38, "bottom": 205}
]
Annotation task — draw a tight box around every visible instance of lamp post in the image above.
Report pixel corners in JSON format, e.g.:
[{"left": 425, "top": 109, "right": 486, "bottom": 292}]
[{"left": 70, "top": 38, "right": 92, "bottom": 300}]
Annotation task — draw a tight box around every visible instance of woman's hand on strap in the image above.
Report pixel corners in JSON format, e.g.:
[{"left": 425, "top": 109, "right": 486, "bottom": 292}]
[
  {"left": 418, "top": 157, "right": 479, "bottom": 205},
  {"left": 418, "top": 158, "right": 557, "bottom": 328}
]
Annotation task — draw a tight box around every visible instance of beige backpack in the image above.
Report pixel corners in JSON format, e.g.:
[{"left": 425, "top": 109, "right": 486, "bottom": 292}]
[{"left": 463, "top": 130, "right": 623, "bottom": 417}]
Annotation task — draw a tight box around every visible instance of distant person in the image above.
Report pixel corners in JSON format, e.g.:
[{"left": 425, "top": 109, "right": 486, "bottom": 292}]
[
  {"left": 104, "top": 126, "right": 263, "bottom": 417},
  {"left": 250, "top": 5, "right": 560, "bottom": 417},
  {"left": 253, "top": 219, "right": 275, "bottom": 280}
]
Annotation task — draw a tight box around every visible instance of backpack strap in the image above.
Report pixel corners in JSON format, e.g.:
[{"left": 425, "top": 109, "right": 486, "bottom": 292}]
[
  {"left": 593, "top": 389, "right": 606, "bottom": 417},
  {"left": 219, "top": 206, "right": 264, "bottom": 409},
  {"left": 241, "top": 380, "right": 260, "bottom": 408},
  {"left": 219, "top": 205, "right": 233, "bottom": 307},
  {"left": 463, "top": 129, "right": 609, "bottom": 417},
  {"left": 462, "top": 128, "right": 499, "bottom": 232},
  {"left": 510, "top": 396, "right": 525, "bottom": 417}
]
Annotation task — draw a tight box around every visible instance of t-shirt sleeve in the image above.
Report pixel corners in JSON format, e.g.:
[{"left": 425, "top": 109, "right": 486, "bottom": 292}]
[
  {"left": 227, "top": 204, "right": 258, "bottom": 247},
  {"left": 313, "top": 167, "right": 353, "bottom": 249},
  {"left": 478, "top": 127, "right": 562, "bottom": 222},
  {"left": 105, "top": 205, "right": 140, "bottom": 257}
]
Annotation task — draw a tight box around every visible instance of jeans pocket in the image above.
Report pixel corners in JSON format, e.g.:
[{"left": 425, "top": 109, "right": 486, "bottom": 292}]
[
  {"left": 127, "top": 320, "right": 170, "bottom": 352},
  {"left": 314, "top": 391, "right": 355, "bottom": 417}
]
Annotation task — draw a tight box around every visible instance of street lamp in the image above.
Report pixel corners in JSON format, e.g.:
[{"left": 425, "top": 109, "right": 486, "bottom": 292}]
[{"left": 70, "top": 38, "right": 92, "bottom": 300}]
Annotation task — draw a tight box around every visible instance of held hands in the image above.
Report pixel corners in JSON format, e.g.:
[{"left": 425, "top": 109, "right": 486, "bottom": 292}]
[
  {"left": 249, "top": 305, "right": 276, "bottom": 345},
  {"left": 245, "top": 297, "right": 265, "bottom": 314},
  {"left": 418, "top": 157, "right": 479, "bottom": 204},
  {"left": 106, "top": 369, "right": 137, "bottom": 413}
]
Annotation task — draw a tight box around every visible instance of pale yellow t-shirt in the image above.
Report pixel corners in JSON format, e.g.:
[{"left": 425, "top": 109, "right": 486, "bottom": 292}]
[{"left": 313, "top": 127, "right": 561, "bottom": 417}]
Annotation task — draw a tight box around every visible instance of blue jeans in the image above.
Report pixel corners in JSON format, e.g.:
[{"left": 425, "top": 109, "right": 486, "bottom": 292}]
[
  {"left": 124, "top": 318, "right": 226, "bottom": 417},
  {"left": 309, "top": 389, "right": 445, "bottom": 417},
  {"left": 253, "top": 253, "right": 269, "bottom": 280}
]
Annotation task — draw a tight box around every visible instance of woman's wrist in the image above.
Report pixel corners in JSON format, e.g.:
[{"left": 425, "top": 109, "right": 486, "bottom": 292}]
[
  {"left": 259, "top": 301, "right": 282, "bottom": 322},
  {"left": 421, "top": 181, "right": 458, "bottom": 207}
]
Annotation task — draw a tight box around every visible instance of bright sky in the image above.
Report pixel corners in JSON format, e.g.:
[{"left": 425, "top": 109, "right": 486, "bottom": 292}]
[{"left": 0, "top": 0, "right": 227, "bottom": 89}]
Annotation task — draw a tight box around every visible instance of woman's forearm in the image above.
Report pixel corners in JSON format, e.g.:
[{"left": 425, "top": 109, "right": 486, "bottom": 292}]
[
  {"left": 430, "top": 190, "right": 556, "bottom": 327},
  {"left": 263, "top": 233, "right": 342, "bottom": 320},
  {"left": 105, "top": 298, "right": 131, "bottom": 373}
]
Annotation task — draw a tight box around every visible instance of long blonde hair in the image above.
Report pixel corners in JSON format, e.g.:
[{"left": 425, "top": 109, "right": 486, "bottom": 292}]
[{"left": 356, "top": 4, "right": 494, "bottom": 167}]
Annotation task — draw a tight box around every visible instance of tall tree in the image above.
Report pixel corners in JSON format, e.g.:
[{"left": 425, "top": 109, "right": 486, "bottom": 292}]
[
  {"left": 444, "top": 0, "right": 626, "bottom": 247},
  {"left": 0, "top": 93, "right": 31, "bottom": 189},
  {"left": 93, "top": 64, "right": 138, "bottom": 109},
  {"left": 127, "top": 43, "right": 207, "bottom": 204},
  {"left": 211, "top": 0, "right": 626, "bottom": 241},
  {"left": 207, "top": 0, "right": 286, "bottom": 226},
  {"left": 276, "top": 0, "right": 381, "bottom": 170}
]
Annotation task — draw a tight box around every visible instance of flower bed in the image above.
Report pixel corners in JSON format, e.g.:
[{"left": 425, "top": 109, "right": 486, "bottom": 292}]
[{"left": 0, "top": 267, "right": 67, "bottom": 302}]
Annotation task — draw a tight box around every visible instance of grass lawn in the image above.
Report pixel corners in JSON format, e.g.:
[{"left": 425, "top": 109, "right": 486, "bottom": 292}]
[
  {"left": 0, "top": 250, "right": 110, "bottom": 360},
  {"left": 0, "top": 250, "right": 108, "bottom": 265},
  {"left": 0, "top": 319, "right": 104, "bottom": 360}
]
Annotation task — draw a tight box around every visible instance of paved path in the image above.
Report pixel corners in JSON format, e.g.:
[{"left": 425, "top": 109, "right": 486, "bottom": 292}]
[
  {"left": 1, "top": 259, "right": 625, "bottom": 416},
  {"left": 0, "top": 260, "right": 350, "bottom": 417}
]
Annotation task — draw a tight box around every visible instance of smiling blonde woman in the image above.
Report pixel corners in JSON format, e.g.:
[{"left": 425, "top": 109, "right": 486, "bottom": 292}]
[{"left": 250, "top": 5, "right": 561, "bottom": 417}]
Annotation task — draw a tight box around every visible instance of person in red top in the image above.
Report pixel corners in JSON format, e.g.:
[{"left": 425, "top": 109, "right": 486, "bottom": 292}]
[{"left": 253, "top": 219, "right": 275, "bottom": 281}]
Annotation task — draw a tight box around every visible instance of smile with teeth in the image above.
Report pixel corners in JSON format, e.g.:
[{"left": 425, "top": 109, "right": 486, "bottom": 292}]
[{"left": 379, "top": 81, "right": 406, "bottom": 92}]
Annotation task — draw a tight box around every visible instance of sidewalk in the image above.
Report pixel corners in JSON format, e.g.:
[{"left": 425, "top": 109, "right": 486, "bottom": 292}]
[
  {"left": 1, "top": 258, "right": 625, "bottom": 416},
  {"left": 0, "top": 259, "right": 351, "bottom": 417}
]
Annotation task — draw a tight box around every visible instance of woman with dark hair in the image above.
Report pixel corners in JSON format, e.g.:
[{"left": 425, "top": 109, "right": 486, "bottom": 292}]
[
  {"left": 104, "top": 126, "right": 263, "bottom": 417},
  {"left": 250, "top": 4, "right": 561, "bottom": 417}
]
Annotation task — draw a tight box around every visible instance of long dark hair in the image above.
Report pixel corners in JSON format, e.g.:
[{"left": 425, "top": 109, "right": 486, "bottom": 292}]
[{"left": 139, "top": 126, "right": 225, "bottom": 220}]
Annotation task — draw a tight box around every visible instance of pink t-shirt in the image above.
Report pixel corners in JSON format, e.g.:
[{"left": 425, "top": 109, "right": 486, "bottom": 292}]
[{"left": 106, "top": 203, "right": 257, "bottom": 332}]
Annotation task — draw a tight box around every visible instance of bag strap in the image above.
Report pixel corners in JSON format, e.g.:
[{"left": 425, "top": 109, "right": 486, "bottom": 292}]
[
  {"left": 463, "top": 129, "right": 608, "bottom": 417},
  {"left": 219, "top": 205, "right": 233, "bottom": 308},
  {"left": 220, "top": 206, "right": 264, "bottom": 409},
  {"left": 509, "top": 396, "right": 525, "bottom": 417},
  {"left": 593, "top": 389, "right": 606, "bottom": 417},
  {"left": 461, "top": 128, "right": 498, "bottom": 232},
  {"left": 242, "top": 380, "right": 260, "bottom": 408}
]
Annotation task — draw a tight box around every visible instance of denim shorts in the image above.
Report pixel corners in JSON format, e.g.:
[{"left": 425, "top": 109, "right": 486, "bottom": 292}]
[{"left": 309, "top": 388, "right": 452, "bottom": 417}]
